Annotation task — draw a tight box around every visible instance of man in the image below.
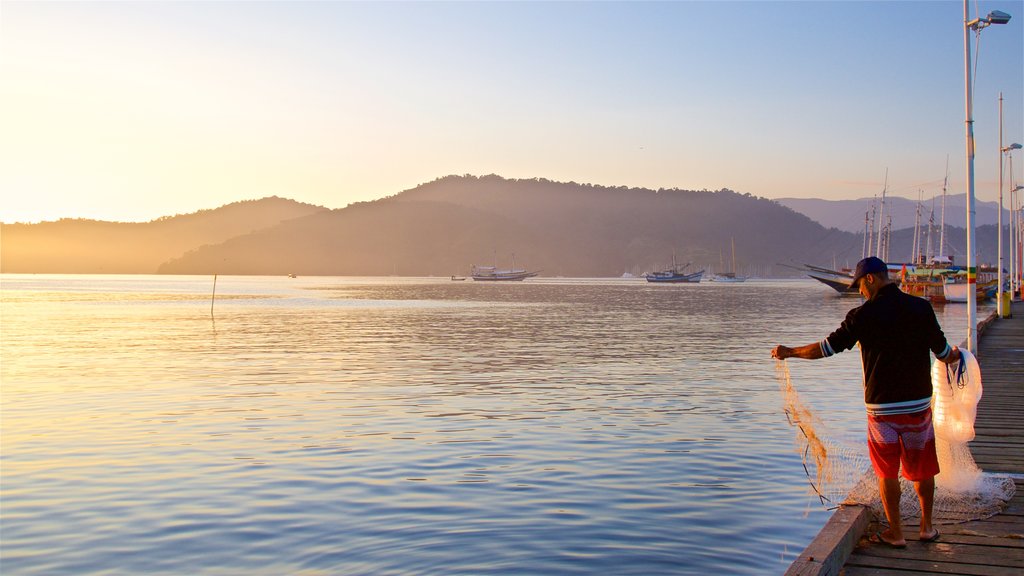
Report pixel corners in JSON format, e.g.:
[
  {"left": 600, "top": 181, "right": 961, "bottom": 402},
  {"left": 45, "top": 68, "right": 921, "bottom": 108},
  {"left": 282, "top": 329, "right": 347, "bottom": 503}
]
[{"left": 771, "top": 256, "right": 960, "bottom": 548}]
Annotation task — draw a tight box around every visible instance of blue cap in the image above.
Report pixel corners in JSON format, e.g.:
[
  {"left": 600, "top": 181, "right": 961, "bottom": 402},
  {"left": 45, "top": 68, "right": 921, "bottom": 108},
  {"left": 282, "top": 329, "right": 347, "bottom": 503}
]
[{"left": 851, "top": 256, "right": 888, "bottom": 287}]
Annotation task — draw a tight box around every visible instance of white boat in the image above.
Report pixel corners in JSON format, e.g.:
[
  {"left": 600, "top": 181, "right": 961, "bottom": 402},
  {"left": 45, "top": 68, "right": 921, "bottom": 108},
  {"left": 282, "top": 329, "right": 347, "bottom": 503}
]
[
  {"left": 942, "top": 278, "right": 997, "bottom": 303},
  {"left": 943, "top": 282, "right": 970, "bottom": 303},
  {"left": 471, "top": 265, "right": 538, "bottom": 281}
]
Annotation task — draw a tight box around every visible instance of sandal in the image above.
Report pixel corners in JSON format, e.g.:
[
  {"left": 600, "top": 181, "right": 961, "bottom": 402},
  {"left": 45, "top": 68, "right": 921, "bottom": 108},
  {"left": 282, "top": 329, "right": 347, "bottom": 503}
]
[
  {"left": 920, "top": 529, "right": 940, "bottom": 543},
  {"left": 868, "top": 531, "right": 907, "bottom": 549}
]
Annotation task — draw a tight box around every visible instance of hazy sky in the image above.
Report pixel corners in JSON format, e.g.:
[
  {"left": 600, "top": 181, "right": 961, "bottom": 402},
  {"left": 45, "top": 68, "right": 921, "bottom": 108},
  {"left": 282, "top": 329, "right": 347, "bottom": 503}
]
[{"left": 2, "top": 0, "right": 1022, "bottom": 223}]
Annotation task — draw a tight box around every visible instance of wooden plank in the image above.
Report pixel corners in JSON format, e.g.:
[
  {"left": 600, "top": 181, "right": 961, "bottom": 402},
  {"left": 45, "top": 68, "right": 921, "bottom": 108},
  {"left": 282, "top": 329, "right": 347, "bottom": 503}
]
[
  {"left": 941, "top": 521, "right": 1024, "bottom": 538},
  {"left": 846, "top": 553, "right": 1022, "bottom": 575},
  {"left": 923, "top": 532, "right": 1024, "bottom": 547},
  {"left": 843, "top": 567, "right": 946, "bottom": 576},
  {"left": 851, "top": 540, "right": 1024, "bottom": 565}
]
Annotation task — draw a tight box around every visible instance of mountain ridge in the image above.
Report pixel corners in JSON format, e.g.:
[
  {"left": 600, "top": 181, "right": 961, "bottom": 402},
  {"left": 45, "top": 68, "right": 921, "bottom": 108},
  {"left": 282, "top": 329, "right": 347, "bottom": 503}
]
[
  {"left": 1, "top": 197, "right": 328, "bottom": 273},
  {"left": 777, "top": 194, "right": 1007, "bottom": 233},
  {"left": 2, "top": 176, "right": 1007, "bottom": 276}
]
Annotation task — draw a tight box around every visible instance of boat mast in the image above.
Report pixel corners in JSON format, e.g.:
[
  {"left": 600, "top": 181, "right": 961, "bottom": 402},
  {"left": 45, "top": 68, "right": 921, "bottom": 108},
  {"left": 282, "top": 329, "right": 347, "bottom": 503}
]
[
  {"left": 869, "top": 196, "right": 877, "bottom": 257},
  {"left": 940, "top": 156, "right": 949, "bottom": 261},
  {"left": 926, "top": 198, "right": 936, "bottom": 263},
  {"left": 885, "top": 213, "right": 892, "bottom": 262},
  {"left": 731, "top": 237, "right": 737, "bottom": 275},
  {"left": 917, "top": 189, "right": 925, "bottom": 264},
  {"left": 863, "top": 202, "right": 871, "bottom": 259},
  {"left": 876, "top": 170, "right": 888, "bottom": 257}
]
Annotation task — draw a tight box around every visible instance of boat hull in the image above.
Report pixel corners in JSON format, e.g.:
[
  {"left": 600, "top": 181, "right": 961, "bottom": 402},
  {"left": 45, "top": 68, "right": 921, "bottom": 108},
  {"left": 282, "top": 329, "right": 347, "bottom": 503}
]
[
  {"left": 645, "top": 270, "right": 704, "bottom": 283},
  {"left": 470, "top": 268, "right": 538, "bottom": 281},
  {"left": 943, "top": 280, "right": 997, "bottom": 303},
  {"left": 807, "top": 272, "right": 856, "bottom": 294}
]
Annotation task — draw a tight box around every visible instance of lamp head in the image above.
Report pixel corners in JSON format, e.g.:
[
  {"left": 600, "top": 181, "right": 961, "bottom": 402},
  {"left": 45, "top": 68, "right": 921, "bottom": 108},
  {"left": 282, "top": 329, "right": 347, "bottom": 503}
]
[{"left": 988, "top": 10, "right": 1012, "bottom": 24}]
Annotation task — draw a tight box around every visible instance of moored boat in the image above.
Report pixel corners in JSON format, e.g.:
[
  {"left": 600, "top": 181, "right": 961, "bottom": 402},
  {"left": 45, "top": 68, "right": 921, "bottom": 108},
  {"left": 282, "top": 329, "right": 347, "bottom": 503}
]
[
  {"left": 645, "top": 258, "right": 704, "bottom": 283},
  {"left": 802, "top": 264, "right": 857, "bottom": 294},
  {"left": 942, "top": 279, "right": 997, "bottom": 303},
  {"left": 645, "top": 269, "right": 704, "bottom": 283},
  {"left": 471, "top": 265, "right": 538, "bottom": 281},
  {"left": 898, "top": 261, "right": 958, "bottom": 302}
]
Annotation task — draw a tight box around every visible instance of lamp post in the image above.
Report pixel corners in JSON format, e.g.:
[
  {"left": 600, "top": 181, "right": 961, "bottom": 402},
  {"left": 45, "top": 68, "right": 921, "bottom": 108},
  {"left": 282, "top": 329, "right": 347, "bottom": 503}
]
[
  {"left": 1000, "top": 137, "right": 1023, "bottom": 314},
  {"left": 963, "top": 1, "right": 1012, "bottom": 352},
  {"left": 1013, "top": 182, "right": 1024, "bottom": 299}
]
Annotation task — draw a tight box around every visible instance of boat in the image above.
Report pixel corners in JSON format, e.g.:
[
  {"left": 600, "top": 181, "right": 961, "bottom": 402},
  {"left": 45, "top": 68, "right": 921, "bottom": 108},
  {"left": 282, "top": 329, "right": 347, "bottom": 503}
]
[
  {"left": 470, "top": 265, "right": 538, "bottom": 281},
  {"left": 942, "top": 278, "right": 997, "bottom": 303},
  {"left": 898, "top": 260, "right": 959, "bottom": 302},
  {"left": 644, "top": 257, "right": 704, "bottom": 283},
  {"left": 450, "top": 275, "right": 467, "bottom": 281},
  {"left": 900, "top": 276, "right": 947, "bottom": 302},
  {"left": 712, "top": 238, "right": 746, "bottom": 282},
  {"left": 802, "top": 263, "right": 857, "bottom": 294}
]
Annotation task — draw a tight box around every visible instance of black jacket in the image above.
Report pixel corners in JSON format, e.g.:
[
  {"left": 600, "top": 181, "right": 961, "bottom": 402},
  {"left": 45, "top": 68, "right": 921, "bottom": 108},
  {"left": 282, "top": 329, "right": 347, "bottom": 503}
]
[{"left": 824, "top": 284, "right": 951, "bottom": 406}]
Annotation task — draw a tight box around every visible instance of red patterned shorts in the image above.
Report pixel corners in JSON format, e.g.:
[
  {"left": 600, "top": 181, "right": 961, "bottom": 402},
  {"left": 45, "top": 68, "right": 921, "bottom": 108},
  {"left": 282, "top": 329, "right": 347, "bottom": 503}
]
[{"left": 866, "top": 408, "right": 940, "bottom": 481}]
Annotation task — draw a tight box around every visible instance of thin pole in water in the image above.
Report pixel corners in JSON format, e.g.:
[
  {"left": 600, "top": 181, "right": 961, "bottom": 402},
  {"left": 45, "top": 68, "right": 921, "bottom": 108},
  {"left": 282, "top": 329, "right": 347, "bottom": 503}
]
[{"left": 211, "top": 274, "right": 217, "bottom": 317}]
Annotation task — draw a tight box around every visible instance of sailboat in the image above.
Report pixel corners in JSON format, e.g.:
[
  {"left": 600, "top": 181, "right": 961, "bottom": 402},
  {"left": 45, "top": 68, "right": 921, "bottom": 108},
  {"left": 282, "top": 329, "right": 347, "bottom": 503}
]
[{"left": 712, "top": 238, "right": 746, "bottom": 282}]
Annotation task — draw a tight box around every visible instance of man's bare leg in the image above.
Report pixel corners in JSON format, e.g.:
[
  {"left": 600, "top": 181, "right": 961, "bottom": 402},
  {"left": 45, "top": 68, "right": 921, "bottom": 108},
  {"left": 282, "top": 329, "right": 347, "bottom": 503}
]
[
  {"left": 877, "top": 477, "right": 907, "bottom": 546},
  {"left": 915, "top": 476, "right": 937, "bottom": 540}
]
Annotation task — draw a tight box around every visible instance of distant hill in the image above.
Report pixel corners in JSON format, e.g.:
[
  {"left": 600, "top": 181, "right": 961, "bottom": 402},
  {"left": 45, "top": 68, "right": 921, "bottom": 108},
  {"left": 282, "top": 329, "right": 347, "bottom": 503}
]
[
  {"left": 4, "top": 176, "right": 1005, "bottom": 277},
  {"left": 1, "top": 197, "right": 328, "bottom": 273},
  {"left": 777, "top": 194, "right": 1007, "bottom": 234},
  {"left": 156, "top": 175, "right": 864, "bottom": 277}
]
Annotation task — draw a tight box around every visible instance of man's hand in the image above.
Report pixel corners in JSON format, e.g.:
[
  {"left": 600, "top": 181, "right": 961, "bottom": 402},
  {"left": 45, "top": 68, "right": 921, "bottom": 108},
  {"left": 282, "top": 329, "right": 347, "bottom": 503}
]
[
  {"left": 772, "top": 345, "right": 793, "bottom": 360},
  {"left": 940, "top": 346, "right": 961, "bottom": 365}
]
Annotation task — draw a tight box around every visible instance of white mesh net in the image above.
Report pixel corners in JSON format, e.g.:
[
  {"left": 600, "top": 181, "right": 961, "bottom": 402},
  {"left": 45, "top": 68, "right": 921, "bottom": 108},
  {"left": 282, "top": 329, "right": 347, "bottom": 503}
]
[{"left": 777, "top": 355, "right": 1015, "bottom": 524}]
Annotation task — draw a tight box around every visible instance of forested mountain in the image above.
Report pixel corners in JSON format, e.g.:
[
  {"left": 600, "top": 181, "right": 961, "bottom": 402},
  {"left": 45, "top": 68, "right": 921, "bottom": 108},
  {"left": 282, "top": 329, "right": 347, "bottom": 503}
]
[
  {"left": 4, "top": 175, "right": 1004, "bottom": 277},
  {"left": 157, "top": 175, "right": 861, "bottom": 277},
  {"left": 1, "top": 197, "right": 327, "bottom": 273}
]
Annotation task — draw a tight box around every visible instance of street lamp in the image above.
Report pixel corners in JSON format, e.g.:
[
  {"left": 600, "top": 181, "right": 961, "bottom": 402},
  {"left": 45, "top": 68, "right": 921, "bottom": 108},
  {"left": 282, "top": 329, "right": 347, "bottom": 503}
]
[
  {"left": 963, "top": 1, "right": 1012, "bottom": 352},
  {"left": 1013, "top": 182, "right": 1024, "bottom": 299},
  {"left": 1000, "top": 135, "right": 1022, "bottom": 314}
]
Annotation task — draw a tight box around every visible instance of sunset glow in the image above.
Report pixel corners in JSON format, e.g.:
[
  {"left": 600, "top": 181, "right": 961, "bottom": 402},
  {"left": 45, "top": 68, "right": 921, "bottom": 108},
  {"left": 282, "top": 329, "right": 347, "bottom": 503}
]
[{"left": 1, "top": 1, "right": 1022, "bottom": 224}]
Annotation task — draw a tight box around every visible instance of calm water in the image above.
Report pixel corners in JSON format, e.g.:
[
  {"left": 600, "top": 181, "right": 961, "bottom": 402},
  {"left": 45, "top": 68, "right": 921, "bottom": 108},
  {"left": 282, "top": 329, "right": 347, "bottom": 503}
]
[{"left": 0, "top": 275, "right": 985, "bottom": 575}]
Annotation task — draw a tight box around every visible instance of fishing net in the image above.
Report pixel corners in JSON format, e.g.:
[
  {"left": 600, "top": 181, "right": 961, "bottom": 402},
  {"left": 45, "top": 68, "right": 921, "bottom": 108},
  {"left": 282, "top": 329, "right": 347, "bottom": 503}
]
[
  {"left": 776, "top": 360, "right": 869, "bottom": 508},
  {"left": 777, "top": 355, "right": 1015, "bottom": 524}
]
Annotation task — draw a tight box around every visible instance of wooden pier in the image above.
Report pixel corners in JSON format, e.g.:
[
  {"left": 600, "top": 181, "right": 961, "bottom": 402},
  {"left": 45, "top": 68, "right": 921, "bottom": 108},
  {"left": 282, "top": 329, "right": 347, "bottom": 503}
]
[{"left": 787, "top": 302, "right": 1024, "bottom": 575}]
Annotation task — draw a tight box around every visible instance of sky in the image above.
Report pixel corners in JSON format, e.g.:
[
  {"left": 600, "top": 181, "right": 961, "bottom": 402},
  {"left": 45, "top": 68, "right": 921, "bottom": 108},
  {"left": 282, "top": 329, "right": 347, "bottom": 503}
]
[{"left": 1, "top": 0, "right": 1022, "bottom": 224}]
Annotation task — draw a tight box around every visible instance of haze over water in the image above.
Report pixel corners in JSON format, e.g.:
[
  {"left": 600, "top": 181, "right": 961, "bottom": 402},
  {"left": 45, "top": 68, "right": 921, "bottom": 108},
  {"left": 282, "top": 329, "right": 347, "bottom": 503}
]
[{"left": 1, "top": 275, "right": 982, "bottom": 574}]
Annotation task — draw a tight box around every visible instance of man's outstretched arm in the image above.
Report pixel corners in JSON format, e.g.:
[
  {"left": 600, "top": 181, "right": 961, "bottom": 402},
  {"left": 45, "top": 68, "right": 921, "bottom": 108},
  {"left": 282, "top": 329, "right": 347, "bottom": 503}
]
[{"left": 771, "top": 342, "right": 826, "bottom": 360}]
